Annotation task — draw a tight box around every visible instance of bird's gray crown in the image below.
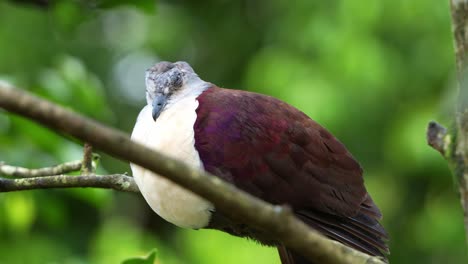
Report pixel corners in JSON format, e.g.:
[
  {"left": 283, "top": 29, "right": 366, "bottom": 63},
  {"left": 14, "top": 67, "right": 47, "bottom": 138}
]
[
  {"left": 144, "top": 61, "right": 208, "bottom": 120},
  {"left": 145, "top": 61, "right": 197, "bottom": 98}
]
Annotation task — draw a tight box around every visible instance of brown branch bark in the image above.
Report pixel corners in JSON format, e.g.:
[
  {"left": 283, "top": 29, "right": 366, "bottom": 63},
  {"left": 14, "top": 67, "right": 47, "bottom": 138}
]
[{"left": 0, "top": 84, "right": 386, "bottom": 264}]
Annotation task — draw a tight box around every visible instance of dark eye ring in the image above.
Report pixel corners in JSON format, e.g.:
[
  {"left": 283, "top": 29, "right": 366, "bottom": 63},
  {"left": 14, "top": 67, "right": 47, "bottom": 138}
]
[{"left": 172, "top": 71, "right": 183, "bottom": 87}]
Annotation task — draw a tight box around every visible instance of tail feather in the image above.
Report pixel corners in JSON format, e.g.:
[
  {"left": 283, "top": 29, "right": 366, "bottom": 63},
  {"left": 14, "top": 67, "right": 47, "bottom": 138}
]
[
  {"left": 300, "top": 212, "right": 387, "bottom": 256},
  {"left": 278, "top": 196, "right": 389, "bottom": 263}
]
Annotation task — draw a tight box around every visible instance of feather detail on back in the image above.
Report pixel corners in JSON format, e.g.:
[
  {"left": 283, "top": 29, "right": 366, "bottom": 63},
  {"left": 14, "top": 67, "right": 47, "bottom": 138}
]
[{"left": 194, "top": 86, "right": 389, "bottom": 263}]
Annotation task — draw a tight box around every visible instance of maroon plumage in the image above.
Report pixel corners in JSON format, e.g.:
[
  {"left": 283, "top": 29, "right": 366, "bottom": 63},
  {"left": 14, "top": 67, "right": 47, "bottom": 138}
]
[{"left": 193, "top": 86, "right": 388, "bottom": 263}]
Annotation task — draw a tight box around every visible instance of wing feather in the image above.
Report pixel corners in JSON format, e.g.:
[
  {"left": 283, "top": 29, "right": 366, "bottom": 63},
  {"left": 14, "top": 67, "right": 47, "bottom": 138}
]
[
  {"left": 194, "top": 87, "right": 388, "bottom": 260},
  {"left": 194, "top": 87, "right": 366, "bottom": 215}
]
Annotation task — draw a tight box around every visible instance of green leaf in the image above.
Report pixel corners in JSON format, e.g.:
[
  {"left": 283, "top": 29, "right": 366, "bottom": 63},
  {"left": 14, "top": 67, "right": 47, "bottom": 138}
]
[{"left": 121, "top": 249, "right": 158, "bottom": 264}]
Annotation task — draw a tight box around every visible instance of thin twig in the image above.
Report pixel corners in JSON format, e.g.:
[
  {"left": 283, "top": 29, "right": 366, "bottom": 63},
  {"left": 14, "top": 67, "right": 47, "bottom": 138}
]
[
  {"left": 81, "top": 143, "right": 94, "bottom": 175},
  {"left": 0, "top": 85, "right": 386, "bottom": 264},
  {"left": 0, "top": 160, "right": 82, "bottom": 178},
  {"left": 427, "top": 121, "right": 450, "bottom": 155},
  {"left": 0, "top": 174, "right": 138, "bottom": 193}
]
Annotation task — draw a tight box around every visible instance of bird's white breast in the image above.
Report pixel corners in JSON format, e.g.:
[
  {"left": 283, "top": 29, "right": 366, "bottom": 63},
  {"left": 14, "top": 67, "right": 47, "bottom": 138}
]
[{"left": 130, "top": 96, "right": 213, "bottom": 229}]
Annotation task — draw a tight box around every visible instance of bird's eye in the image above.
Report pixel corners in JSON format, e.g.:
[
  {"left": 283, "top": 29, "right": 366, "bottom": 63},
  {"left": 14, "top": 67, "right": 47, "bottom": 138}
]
[{"left": 170, "top": 71, "right": 183, "bottom": 88}]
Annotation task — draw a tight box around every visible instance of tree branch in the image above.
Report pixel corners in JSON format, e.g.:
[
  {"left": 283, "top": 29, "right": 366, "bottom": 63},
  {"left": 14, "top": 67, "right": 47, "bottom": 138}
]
[
  {"left": 0, "top": 174, "right": 138, "bottom": 192},
  {"left": 445, "top": 0, "right": 468, "bottom": 244},
  {"left": 0, "top": 160, "right": 82, "bottom": 178},
  {"left": 0, "top": 84, "right": 386, "bottom": 264}
]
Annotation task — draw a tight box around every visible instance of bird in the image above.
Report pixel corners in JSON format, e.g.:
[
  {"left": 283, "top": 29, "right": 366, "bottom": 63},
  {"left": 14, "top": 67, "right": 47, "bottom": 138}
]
[{"left": 130, "top": 61, "right": 389, "bottom": 264}]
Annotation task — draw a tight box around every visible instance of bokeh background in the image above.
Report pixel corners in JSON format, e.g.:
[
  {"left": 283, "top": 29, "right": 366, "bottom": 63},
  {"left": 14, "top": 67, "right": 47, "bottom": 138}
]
[{"left": 0, "top": 0, "right": 466, "bottom": 263}]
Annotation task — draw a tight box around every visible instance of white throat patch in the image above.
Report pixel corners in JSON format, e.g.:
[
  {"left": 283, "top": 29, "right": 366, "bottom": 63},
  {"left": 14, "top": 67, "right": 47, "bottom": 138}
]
[{"left": 131, "top": 84, "right": 213, "bottom": 229}]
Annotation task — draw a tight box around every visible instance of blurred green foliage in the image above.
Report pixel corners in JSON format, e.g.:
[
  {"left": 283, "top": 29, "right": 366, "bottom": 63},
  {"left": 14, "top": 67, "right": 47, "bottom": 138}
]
[
  {"left": 0, "top": 0, "right": 466, "bottom": 263},
  {"left": 122, "top": 249, "right": 157, "bottom": 264}
]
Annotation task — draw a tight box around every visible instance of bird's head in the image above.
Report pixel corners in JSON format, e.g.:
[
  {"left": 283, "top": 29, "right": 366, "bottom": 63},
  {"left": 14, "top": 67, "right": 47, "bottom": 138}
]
[{"left": 145, "top": 61, "right": 207, "bottom": 121}]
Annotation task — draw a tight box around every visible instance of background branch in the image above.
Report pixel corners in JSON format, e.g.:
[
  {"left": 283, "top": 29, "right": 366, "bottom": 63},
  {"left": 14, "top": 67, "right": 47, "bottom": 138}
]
[
  {"left": 81, "top": 143, "right": 94, "bottom": 175},
  {"left": 0, "top": 85, "right": 385, "bottom": 264},
  {"left": 440, "top": 0, "right": 468, "bottom": 244},
  {"left": 0, "top": 160, "right": 82, "bottom": 178},
  {"left": 0, "top": 174, "right": 138, "bottom": 192}
]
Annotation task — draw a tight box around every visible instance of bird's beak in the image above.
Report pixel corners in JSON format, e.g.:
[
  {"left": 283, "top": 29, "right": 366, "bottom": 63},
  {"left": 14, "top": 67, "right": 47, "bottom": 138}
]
[{"left": 152, "top": 94, "right": 168, "bottom": 121}]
